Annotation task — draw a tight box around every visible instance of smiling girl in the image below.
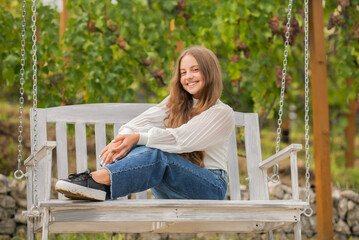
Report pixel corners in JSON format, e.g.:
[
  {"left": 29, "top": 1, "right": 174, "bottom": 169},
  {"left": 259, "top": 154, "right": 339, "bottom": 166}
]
[{"left": 55, "top": 46, "right": 235, "bottom": 201}]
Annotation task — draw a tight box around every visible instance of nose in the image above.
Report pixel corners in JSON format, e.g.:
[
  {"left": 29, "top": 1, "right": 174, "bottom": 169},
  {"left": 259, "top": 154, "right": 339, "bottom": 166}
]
[{"left": 185, "top": 71, "right": 193, "bottom": 80}]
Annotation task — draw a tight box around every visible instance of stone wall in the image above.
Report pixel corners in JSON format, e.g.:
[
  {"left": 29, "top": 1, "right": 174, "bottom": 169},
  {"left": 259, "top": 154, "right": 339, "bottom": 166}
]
[
  {"left": 1, "top": 174, "right": 359, "bottom": 239},
  {"left": 0, "top": 174, "right": 27, "bottom": 239}
]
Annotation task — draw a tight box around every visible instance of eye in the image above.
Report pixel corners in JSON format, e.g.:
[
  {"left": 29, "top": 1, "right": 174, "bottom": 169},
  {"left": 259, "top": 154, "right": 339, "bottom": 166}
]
[{"left": 180, "top": 71, "right": 186, "bottom": 76}]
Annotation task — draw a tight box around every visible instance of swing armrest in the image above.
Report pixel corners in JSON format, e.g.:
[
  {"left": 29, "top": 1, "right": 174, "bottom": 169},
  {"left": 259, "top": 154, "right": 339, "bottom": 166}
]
[
  {"left": 258, "top": 144, "right": 302, "bottom": 169},
  {"left": 24, "top": 141, "right": 57, "bottom": 167}
]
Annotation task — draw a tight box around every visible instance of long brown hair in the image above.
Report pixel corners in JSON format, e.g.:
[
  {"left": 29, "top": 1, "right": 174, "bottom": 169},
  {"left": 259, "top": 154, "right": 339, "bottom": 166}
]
[{"left": 164, "top": 46, "right": 223, "bottom": 167}]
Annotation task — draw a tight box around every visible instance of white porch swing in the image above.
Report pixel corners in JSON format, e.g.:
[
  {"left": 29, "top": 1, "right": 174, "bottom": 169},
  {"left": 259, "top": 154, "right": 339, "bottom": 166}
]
[{"left": 15, "top": 0, "right": 313, "bottom": 239}]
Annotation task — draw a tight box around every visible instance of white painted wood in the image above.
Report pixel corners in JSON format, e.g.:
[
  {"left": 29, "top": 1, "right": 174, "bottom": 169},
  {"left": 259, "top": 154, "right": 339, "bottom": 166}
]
[
  {"left": 46, "top": 103, "right": 154, "bottom": 124},
  {"left": 42, "top": 208, "right": 50, "bottom": 240},
  {"left": 24, "top": 142, "right": 56, "bottom": 166},
  {"left": 294, "top": 218, "right": 302, "bottom": 240},
  {"left": 49, "top": 208, "right": 300, "bottom": 222},
  {"left": 244, "top": 113, "right": 268, "bottom": 200},
  {"left": 40, "top": 199, "right": 308, "bottom": 209},
  {"left": 114, "top": 123, "right": 121, "bottom": 138},
  {"left": 44, "top": 149, "right": 53, "bottom": 201},
  {"left": 227, "top": 130, "right": 241, "bottom": 200},
  {"left": 56, "top": 122, "right": 68, "bottom": 180},
  {"left": 95, "top": 123, "right": 106, "bottom": 170},
  {"left": 234, "top": 112, "right": 245, "bottom": 127},
  {"left": 56, "top": 122, "right": 68, "bottom": 200},
  {"left": 259, "top": 144, "right": 302, "bottom": 169},
  {"left": 75, "top": 123, "right": 87, "bottom": 173},
  {"left": 290, "top": 151, "right": 299, "bottom": 200},
  {"left": 136, "top": 191, "right": 148, "bottom": 199},
  {"left": 41, "top": 221, "right": 293, "bottom": 234}
]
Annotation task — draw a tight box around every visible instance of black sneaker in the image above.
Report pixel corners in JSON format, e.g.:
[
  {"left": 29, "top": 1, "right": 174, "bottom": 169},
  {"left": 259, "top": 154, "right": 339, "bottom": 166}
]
[{"left": 55, "top": 169, "right": 110, "bottom": 201}]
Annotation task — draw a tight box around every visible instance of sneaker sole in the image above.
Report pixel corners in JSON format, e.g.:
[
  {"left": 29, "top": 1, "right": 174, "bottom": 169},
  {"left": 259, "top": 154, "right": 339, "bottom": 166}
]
[{"left": 55, "top": 180, "right": 106, "bottom": 201}]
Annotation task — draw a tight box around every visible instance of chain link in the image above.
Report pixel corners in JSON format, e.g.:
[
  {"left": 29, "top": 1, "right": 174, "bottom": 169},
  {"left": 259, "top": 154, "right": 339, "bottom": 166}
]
[
  {"left": 303, "top": 0, "right": 313, "bottom": 217},
  {"left": 269, "top": 0, "right": 293, "bottom": 183},
  {"left": 31, "top": 0, "right": 40, "bottom": 213},
  {"left": 15, "top": 0, "right": 27, "bottom": 180}
]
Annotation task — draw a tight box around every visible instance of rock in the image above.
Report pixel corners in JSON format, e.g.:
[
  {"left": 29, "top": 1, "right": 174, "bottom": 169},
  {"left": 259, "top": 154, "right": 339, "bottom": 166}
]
[
  {"left": 301, "top": 215, "right": 312, "bottom": 233},
  {"left": 353, "top": 224, "right": 359, "bottom": 235},
  {"left": 348, "top": 200, "right": 355, "bottom": 211},
  {"left": 0, "top": 175, "right": 11, "bottom": 194},
  {"left": 268, "top": 181, "right": 284, "bottom": 199},
  {"left": 334, "top": 219, "right": 351, "bottom": 235},
  {"left": 14, "top": 209, "right": 27, "bottom": 224},
  {"left": 347, "top": 204, "right": 359, "bottom": 227},
  {"left": 10, "top": 180, "right": 27, "bottom": 208},
  {"left": 0, "top": 195, "right": 16, "bottom": 209},
  {"left": 0, "top": 219, "right": 16, "bottom": 235},
  {"left": 332, "top": 207, "right": 339, "bottom": 223},
  {"left": 338, "top": 198, "right": 348, "bottom": 219},
  {"left": 282, "top": 222, "right": 293, "bottom": 233},
  {"left": 0, "top": 207, "right": 15, "bottom": 219},
  {"left": 332, "top": 189, "right": 341, "bottom": 207},
  {"left": 281, "top": 184, "right": 292, "bottom": 194},
  {"left": 283, "top": 193, "right": 291, "bottom": 200},
  {"left": 341, "top": 190, "right": 359, "bottom": 204},
  {"left": 309, "top": 214, "right": 317, "bottom": 232}
]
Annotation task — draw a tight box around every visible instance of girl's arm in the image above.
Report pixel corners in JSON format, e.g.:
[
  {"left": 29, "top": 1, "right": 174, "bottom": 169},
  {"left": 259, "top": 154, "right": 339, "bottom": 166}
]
[{"left": 139, "top": 104, "right": 235, "bottom": 153}]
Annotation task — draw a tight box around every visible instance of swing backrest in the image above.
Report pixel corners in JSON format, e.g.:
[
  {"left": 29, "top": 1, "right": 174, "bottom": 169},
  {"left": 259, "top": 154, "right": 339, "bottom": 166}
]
[{"left": 31, "top": 103, "right": 268, "bottom": 202}]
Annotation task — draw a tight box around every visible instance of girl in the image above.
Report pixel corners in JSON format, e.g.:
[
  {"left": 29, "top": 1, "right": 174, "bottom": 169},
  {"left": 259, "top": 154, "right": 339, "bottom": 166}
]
[{"left": 55, "top": 46, "right": 235, "bottom": 201}]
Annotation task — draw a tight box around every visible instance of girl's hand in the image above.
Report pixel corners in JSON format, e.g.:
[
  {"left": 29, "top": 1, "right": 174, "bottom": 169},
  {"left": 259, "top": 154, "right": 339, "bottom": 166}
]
[{"left": 100, "top": 134, "right": 140, "bottom": 166}]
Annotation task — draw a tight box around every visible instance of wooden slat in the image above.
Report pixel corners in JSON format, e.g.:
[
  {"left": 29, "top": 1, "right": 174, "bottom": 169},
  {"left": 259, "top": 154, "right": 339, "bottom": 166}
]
[
  {"left": 42, "top": 221, "right": 294, "bottom": 234},
  {"left": 24, "top": 141, "right": 57, "bottom": 166},
  {"left": 153, "top": 221, "right": 292, "bottom": 233},
  {"left": 113, "top": 123, "right": 121, "bottom": 138},
  {"left": 136, "top": 191, "right": 148, "bottom": 199},
  {"left": 49, "top": 208, "right": 300, "bottom": 224},
  {"left": 227, "top": 130, "right": 241, "bottom": 200},
  {"left": 259, "top": 144, "right": 302, "bottom": 169},
  {"left": 75, "top": 123, "right": 87, "bottom": 173},
  {"left": 234, "top": 112, "right": 245, "bottom": 127},
  {"left": 243, "top": 114, "right": 268, "bottom": 200},
  {"left": 46, "top": 103, "right": 154, "bottom": 124},
  {"left": 95, "top": 123, "right": 106, "bottom": 170},
  {"left": 290, "top": 151, "right": 299, "bottom": 200},
  {"left": 40, "top": 199, "right": 309, "bottom": 209},
  {"left": 56, "top": 122, "right": 68, "bottom": 179}
]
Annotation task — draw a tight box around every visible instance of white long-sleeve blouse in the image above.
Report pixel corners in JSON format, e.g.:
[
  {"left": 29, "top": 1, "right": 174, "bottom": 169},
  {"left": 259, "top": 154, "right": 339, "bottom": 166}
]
[{"left": 118, "top": 96, "right": 235, "bottom": 171}]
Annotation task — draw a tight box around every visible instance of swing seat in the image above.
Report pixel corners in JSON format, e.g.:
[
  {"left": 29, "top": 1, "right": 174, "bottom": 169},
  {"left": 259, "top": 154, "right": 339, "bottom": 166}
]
[{"left": 24, "top": 103, "right": 308, "bottom": 240}]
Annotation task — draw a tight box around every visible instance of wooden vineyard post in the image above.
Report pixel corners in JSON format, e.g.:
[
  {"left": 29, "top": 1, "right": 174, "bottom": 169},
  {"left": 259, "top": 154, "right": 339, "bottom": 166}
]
[
  {"left": 60, "top": 0, "right": 68, "bottom": 42},
  {"left": 345, "top": 79, "right": 357, "bottom": 168},
  {"left": 308, "top": 0, "right": 334, "bottom": 239}
]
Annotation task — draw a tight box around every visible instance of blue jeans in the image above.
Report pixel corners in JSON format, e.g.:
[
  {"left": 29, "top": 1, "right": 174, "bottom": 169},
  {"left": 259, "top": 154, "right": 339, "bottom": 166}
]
[{"left": 105, "top": 146, "right": 227, "bottom": 200}]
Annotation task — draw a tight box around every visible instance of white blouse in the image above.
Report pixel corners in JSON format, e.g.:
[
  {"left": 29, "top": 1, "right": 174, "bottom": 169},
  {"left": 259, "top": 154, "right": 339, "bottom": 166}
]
[{"left": 118, "top": 96, "right": 235, "bottom": 171}]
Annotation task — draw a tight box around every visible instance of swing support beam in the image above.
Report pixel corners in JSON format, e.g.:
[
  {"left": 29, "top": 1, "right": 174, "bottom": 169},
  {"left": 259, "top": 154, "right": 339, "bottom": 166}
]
[{"left": 309, "top": 0, "right": 334, "bottom": 239}]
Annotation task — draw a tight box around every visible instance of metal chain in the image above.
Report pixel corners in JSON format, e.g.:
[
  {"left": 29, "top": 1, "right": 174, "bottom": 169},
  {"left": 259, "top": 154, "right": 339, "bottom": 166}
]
[
  {"left": 269, "top": 0, "right": 293, "bottom": 183},
  {"left": 15, "top": 0, "right": 27, "bottom": 180},
  {"left": 303, "top": 0, "right": 313, "bottom": 217},
  {"left": 31, "top": 0, "right": 40, "bottom": 215}
]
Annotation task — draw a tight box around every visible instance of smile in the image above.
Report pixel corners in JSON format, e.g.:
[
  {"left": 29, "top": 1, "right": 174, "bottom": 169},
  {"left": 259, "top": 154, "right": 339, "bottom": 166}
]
[{"left": 187, "top": 81, "right": 199, "bottom": 87}]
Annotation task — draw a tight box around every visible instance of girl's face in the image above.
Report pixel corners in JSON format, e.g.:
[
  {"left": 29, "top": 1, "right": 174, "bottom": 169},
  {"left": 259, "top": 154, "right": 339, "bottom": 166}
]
[{"left": 179, "top": 54, "right": 204, "bottom": 99}]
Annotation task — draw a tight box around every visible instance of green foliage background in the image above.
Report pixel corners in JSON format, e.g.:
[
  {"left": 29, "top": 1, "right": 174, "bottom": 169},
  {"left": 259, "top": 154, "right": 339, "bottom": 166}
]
[{"left": 0, "top": 0, "right": 358, "bottom": 170}]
